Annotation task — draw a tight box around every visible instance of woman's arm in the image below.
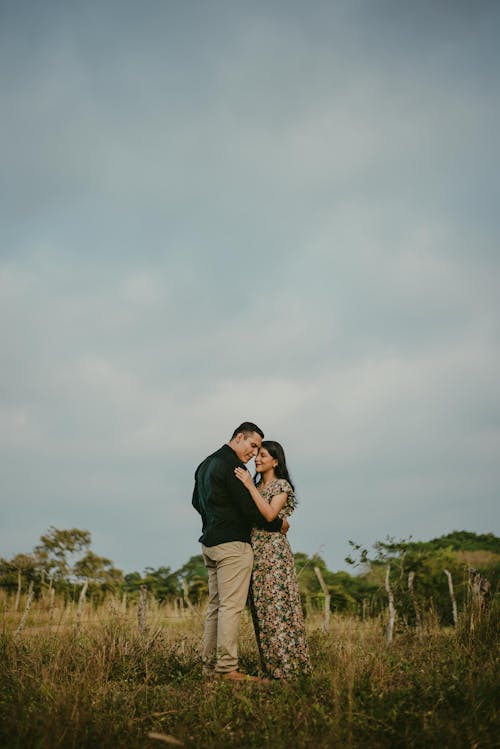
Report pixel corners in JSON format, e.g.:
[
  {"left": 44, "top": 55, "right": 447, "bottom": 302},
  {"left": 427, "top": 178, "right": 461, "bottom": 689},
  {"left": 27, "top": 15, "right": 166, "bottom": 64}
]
[{"left": 234, "top": 467, "right": 288, "bottom": 521}]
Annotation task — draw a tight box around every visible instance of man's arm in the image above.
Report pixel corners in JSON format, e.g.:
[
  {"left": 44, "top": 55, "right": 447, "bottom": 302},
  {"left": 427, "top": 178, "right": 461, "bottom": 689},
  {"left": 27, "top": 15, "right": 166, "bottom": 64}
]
[{"left": 192, "top": 469, "right": 201, "bottom": 514}]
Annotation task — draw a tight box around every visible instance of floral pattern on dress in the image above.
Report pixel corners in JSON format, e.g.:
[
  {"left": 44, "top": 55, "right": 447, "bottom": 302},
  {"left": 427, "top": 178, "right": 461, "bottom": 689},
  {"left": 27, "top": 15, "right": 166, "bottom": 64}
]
[{"left": 250, "top": 478, "right": 311, "bottom": 679}]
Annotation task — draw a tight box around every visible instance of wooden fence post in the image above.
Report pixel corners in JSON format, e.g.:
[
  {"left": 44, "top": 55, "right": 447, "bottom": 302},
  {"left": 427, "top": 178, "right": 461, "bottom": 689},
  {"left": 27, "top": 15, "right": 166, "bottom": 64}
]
[
  {"left": 314, "top": 566, "right": 331, "bottom": 632},
  {"left": 182, "top": 579, "right": 195, "bottom": 614},
  {"left": 48, "top": 587, "right": 55, "bottom": 623},
  {"left": 408, "top": 571, "right": 423, "bottom": 640},
  {"left": 14, "top": 570, "right": 22, "bottom": 611},
  {"left": 75, "top": 579, "right": 89, "bottom": 634},
  {"left": 468, "top": 568, "right": 491, "bottom": 634},
  {"left": 385, "top": 565, "right": 396, "bottom": 645},
  {"left": 444, "top": 569, "right": 458, "bottom": 628},
  {"left": 15, "top": 581, "right": 34, "bottom": 637},
  {"left": 138, "top": 585, "right": 148, "bottom": 633}
]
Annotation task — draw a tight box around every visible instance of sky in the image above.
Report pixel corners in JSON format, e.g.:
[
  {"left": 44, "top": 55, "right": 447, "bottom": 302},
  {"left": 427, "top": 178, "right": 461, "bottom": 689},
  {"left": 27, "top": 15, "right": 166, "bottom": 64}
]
[{"left": 1, "top": 0, "right": 499, "bottom": 576}]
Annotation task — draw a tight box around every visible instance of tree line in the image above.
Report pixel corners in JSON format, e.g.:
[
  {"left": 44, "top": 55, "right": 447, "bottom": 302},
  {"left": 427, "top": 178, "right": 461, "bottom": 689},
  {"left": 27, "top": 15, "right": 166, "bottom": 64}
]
[{"left": 1, "top": 527, "right": 498, "bottom": 625}]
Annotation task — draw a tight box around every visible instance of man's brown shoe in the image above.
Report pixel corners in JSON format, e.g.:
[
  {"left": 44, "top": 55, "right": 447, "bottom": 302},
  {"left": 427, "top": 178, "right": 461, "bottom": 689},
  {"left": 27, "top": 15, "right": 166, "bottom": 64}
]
[{"left": 217, "top": 670, "right": 260, "bottom": 682}]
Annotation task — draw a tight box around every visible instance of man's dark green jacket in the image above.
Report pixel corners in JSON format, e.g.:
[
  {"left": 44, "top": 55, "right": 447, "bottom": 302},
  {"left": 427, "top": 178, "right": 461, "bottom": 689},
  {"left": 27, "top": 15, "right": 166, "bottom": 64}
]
[{"left": 192, "top": 444, "right": 283, "bottom": 546}]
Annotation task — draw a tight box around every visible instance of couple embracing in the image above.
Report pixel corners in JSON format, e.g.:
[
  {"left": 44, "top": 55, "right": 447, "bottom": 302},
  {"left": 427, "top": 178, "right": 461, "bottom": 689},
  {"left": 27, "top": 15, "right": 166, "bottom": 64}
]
[{"left": 192, "top": 421, "right": 311, "bottom": 682}]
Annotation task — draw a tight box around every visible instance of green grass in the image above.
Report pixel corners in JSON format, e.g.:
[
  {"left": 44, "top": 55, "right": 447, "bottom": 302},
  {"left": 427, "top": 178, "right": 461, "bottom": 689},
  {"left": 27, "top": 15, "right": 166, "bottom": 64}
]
[{"left": 0, "top": 597, "right": 498, "bottom": 748}]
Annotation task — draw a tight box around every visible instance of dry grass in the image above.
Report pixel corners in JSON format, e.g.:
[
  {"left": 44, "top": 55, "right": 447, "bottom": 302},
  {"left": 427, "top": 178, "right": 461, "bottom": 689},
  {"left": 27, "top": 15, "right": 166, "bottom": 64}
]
[
  {"left": 1, "top": 593, "right": 499, "bottom": 748},
  {"left": 454, "top": 550, "right": 500, "bottom": 568}
]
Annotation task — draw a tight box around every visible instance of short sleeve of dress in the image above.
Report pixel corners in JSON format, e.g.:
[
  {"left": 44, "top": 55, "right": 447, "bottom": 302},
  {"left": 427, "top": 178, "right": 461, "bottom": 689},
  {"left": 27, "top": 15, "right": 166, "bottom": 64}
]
[{"left": 275, "top": 479, "right": 296, "bottom": 516}]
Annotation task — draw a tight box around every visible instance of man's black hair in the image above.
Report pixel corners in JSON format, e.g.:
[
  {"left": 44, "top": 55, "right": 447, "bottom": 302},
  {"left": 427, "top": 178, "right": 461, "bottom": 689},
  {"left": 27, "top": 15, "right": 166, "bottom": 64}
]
[{"left": 231, "top": 422, "right": 264, "bottom": 440}]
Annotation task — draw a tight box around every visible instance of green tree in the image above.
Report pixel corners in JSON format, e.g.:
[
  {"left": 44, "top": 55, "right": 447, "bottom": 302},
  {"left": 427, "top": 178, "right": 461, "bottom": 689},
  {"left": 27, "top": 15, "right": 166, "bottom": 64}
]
[
  {"left": 177, "top": 555, "right": 208, "bottom": 602},
  {"left": 143, "top": 566, "right": 180, "bottom": 601},
  {"left": 73, "top": 551, "right": 123, "bottom": 590},
  {"left": 122, "top": 567, "right": 180, "bottom": 602},
  {"left": 35, "top": 527, "right": 92, "bottom": 582},
  {"left": 345, "top": 534, "right": 497, "bottom": 625},
  {"left": 0, "top": 553, "right": 39, "bottom": 600}
]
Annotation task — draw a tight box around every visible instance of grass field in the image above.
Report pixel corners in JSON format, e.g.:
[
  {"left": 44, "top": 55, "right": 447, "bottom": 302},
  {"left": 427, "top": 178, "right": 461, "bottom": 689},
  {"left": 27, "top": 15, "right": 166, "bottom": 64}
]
[{"left": 1, "top": 593, "right": 498, "bottom": 748}]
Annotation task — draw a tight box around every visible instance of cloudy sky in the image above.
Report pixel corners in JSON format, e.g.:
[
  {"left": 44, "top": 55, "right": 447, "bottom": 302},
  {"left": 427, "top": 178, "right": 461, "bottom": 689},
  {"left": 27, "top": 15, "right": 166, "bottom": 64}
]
[{"left": 1, "top": 1, "right": 499, "bottom": 576}]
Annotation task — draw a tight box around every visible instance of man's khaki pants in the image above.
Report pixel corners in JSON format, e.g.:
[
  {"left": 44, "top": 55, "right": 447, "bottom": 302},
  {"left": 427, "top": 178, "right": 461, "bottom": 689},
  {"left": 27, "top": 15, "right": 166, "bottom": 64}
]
[{"left": 201, "top": 541, "right": 254, "bottom": 673}]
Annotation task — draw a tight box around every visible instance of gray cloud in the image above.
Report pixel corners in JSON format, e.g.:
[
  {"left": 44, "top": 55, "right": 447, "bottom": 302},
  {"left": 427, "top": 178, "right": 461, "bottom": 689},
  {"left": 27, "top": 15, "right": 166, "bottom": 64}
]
[{"left": 1, "top": 1, "right": 499, "bottom": 573}]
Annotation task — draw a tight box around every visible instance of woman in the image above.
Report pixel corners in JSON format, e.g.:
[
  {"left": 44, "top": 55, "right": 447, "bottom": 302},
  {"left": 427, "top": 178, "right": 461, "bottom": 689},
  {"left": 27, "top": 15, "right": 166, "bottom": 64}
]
[{"left": 235, "top": 440, "right": 311, "bottom": 680}]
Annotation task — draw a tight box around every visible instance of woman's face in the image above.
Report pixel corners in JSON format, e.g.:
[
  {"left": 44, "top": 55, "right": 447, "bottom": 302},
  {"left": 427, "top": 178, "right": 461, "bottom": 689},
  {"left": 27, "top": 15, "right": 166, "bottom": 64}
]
[{"left": 255, "top": 447, "right": 277, "bottom": 474}]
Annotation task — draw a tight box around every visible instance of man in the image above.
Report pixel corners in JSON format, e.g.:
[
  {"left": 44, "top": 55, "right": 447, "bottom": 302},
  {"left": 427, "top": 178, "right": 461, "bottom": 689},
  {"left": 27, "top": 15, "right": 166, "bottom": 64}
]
[{"left": 192, "top": 421, "right": 289, "bottom": 681}]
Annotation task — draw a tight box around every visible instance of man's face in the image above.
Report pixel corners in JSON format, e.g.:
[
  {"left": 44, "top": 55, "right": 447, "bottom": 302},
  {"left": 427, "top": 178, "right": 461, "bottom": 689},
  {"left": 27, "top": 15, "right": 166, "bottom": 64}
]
[{"left": 233, "top": 431, "right": 262, "bottom": 463}]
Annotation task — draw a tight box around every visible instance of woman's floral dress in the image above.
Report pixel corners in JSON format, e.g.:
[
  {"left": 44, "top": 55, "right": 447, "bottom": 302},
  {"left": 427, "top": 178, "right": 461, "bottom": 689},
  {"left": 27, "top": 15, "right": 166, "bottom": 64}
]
[{"left": 250, "top": 478, "right": 311, "bottom": 679}]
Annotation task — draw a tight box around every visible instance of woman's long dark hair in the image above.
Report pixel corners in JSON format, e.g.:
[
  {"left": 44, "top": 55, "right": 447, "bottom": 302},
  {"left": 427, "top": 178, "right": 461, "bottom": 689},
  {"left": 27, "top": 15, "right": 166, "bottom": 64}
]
[{"left": 255, "top": 440, "right": 295, "bottom": 493}]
